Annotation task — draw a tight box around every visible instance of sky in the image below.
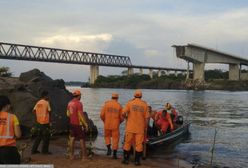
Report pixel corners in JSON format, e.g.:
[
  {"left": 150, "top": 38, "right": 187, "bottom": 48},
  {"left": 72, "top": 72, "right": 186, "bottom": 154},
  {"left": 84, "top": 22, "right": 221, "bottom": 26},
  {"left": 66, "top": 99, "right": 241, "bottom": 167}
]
[{"left": 0, "top": 0, "right": 248, "bottom": 82}]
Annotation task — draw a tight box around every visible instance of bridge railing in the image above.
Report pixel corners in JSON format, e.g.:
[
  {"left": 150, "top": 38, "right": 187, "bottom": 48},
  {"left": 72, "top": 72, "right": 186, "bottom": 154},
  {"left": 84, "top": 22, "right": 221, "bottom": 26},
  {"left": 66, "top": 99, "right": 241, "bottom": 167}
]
[{"left": 0, "top": 42, "right": 132, "bottom": 67}]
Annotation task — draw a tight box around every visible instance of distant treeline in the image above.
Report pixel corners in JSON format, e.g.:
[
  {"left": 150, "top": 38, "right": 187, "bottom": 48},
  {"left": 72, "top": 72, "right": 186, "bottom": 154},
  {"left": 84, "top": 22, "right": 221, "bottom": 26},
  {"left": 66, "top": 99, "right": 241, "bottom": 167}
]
[
  {"left": 65, "top": 81, "right": 90, "bottom": 87},
  {"left": 92, "top": 69, "right": 240, "bottom": 89}
]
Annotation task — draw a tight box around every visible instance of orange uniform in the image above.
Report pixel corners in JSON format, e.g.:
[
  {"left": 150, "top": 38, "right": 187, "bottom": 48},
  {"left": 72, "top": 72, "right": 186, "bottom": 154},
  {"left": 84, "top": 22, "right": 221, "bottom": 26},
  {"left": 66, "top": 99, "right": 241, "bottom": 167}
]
[
  {"left": 100, "top": 99, "right": 122, "bottom": 150},
  {"left": 122, "top": 98, "right": 149, "bottom": 152},
  {"left": 155, "top": 110, "right": 174, "bottom": 134},
  {"left": 34, "top": 99, "right": 51, "bottom": 124},
  {"left": 0, "top": 112, "right": 19, "bottom": 147}
]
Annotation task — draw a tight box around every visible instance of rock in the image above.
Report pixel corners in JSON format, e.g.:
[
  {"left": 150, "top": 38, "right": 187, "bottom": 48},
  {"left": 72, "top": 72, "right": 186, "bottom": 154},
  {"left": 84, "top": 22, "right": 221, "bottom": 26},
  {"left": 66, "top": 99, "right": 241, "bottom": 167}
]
[
  {"left": 0, "top": 69, "right": 98, "bottom": 137},
  {"left": 19, "top": 69, "right": 52, "bottom": 83}
]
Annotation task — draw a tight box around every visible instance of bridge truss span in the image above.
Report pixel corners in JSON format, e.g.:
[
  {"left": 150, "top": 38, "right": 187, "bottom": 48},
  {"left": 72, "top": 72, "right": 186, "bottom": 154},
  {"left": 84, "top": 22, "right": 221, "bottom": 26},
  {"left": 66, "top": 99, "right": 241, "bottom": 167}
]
[{"left": 0, "top": 42, "right": 132, "bottom": 67}]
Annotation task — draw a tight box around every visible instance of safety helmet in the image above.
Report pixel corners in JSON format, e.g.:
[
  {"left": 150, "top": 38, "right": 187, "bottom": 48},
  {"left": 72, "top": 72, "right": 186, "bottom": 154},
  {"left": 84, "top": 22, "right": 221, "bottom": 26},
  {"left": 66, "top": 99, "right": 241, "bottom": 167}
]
[
  {"left": 73, "top": 89, "right": 81, "bottom": 96},
  {"left": 134, "top": 89, "right": 142, "bottom": 98},
  {"left": 112, "top": 92, "right": 119, "bottom": 98},
  {"left": 165, "top": 103, "right": 171, "bottom": 110}
]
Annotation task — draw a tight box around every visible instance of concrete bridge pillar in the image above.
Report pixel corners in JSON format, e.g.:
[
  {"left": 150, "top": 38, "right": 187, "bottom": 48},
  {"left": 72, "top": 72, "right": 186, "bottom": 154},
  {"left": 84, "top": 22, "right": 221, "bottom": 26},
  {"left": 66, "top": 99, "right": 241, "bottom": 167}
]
[
  {"left": 158, "top": 70, "right": 161, "bottom": 77},
  {"left": 128, "top": 67, "right": 134, "bottom": 75},
  {"left": 149, "top": 69, "right": 153, "bottom": 78},
  {"left": 139, "top": 68, "right": 143, "bottom": 75},
  {"left": 175, "top": 71, "right": 178, "bottom": 77},
  {"left": 90, "top": 65, "right": 99, "bottom": 84},
  {"left": 186, "top": 61, "right": 190, "bottom": 80},
  {"left": 193, "top": 62, "right": 205, "bottom": 81},
  {"left": 229, "top": 64, "right": 240, "bottom": 80}
]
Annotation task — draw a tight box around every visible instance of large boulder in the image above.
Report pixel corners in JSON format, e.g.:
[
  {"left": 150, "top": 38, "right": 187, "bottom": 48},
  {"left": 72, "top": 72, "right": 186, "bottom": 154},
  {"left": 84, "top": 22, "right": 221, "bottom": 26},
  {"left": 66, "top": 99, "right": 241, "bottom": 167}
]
[{"left": 0, "top": 69, "right": 97, "bottom": 137}]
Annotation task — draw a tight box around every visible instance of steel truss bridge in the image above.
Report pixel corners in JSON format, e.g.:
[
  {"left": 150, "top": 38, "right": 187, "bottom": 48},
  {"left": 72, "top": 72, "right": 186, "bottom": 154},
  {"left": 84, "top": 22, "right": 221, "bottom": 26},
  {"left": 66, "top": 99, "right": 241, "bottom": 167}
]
[
  {"left": 0, "top": 42, "right": 132, "bottom": 67},
  {"left": 0, "top": 42, "right": 189, "bottom": 83}
]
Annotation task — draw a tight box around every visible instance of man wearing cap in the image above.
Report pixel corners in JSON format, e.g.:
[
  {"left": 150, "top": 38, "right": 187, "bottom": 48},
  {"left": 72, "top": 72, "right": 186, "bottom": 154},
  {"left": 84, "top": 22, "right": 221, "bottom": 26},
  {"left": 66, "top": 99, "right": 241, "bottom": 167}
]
[
  {"left": 100, "top": 92, "right": 123, "bottom": 159},
  {"left": 67, "top": 89, "right": 88, "bottom": 160},
  {"left": 122, "top": 89, "right": 149, "bottom": 166},
  {"left": 31, "top": 91, "right": 52, "bottom": 155}
]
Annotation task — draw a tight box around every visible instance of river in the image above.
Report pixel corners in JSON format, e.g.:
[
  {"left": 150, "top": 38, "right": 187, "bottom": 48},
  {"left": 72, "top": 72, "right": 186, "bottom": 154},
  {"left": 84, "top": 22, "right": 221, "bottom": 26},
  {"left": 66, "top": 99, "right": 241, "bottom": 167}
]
[{"left": 67, "top": 87, "right": 248, "bottom": 168}]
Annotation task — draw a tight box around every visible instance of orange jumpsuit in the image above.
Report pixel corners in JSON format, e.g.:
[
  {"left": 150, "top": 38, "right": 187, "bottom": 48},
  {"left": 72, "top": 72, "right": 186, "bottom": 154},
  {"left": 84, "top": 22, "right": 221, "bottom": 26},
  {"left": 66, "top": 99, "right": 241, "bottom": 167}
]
[
  {"left": 100, "top": 99, "right": 123, "bottom": 150},
  {"left": 122, "top": 98, "right": 149, "bottom": 152},
  {"left": 155, "top": 110, "right": 174, "bottom": 134}
]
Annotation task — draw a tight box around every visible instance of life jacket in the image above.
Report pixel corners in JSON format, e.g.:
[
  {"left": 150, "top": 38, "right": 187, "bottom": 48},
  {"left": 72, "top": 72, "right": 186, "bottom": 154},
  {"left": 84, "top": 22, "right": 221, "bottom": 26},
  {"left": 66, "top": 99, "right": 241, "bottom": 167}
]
[
  {"left": 0, "top": 112, "right": 16, "bottom": 147},
  {"left": 35, "top": 99, "right": 50, "bottom": 124}
]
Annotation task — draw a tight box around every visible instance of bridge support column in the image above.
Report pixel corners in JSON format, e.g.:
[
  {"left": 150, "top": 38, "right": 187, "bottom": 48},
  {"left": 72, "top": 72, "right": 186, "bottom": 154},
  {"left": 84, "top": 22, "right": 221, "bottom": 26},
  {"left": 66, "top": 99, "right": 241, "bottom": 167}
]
[
  {"left": 90, "top": 65, "right": 99, "bottom": 84},
  {"left": 186, "top": 61, "right": 190, "bottom": 80},
  {"left": 158, "top": 70, "right": 161, "bottom": 77},
  {"left": 128, "top": 67, "right": 134, "bottom": 76},
  {"left": 175, "top": 71, "right": 178, "bottom": 77},
  {"left": 229, "top": 64, "right": 240, "bottom": 80},
  {"left": 193, "top": 62, "right": 205, "bottom": 81},
  {"left": 139, "top": 68, "right": 143, "bottom": 75},
  {"left": 149, "top": 69, "right": 153, "bottom": 78}
]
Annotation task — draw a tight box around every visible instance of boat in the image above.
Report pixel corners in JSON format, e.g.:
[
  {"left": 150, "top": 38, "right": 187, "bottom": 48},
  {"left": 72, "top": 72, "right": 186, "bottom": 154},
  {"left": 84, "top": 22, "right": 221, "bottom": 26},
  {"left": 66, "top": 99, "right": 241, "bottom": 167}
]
[{"left": 146, "top": 121, "right": 191, "bottom": 146}]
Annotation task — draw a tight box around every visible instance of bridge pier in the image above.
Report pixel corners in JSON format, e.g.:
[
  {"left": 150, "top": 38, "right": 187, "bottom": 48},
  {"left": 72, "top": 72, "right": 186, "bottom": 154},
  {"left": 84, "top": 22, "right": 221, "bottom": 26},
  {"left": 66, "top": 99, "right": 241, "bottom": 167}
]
[
  {"left": 193, "top": 62, "right": 205, "bottom": 81},
  {"left": 149, "top": 69, "right": 153, "bottom": 78},
  {"left": 158, "top": 70, "right": 161, "bottom": 77},
  {"left": 90, "top": 65, "right": 99, "bottom": 84},
  {"left": 128, "top": 67, "right": 134, "bottom": 75},
  {"left": 229, "top": 64, "right": 240, "bottom": 80},
  {"left": 139, "top": 68, "right": 143, "bottom": 75},
  {"left": 174, "top": 71, "right": 178, "bottom": 77}
]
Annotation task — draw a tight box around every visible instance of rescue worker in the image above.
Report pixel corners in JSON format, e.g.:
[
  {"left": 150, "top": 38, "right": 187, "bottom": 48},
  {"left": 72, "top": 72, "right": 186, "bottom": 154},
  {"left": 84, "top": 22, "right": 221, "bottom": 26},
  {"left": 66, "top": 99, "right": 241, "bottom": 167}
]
[
  {"left": 0, "top": 95, "right": 21, "bottom": 164},
  {"left": 165, "top": 103, "right": 178, "bottom": 123},
  {"left": 122, "top": 90, "right": 149, "bottom": 166},
  {"left": 67, "top": 89, "right": 88, "bottom": 160},
  {"left": 31, "top": 91, "right": 52, "bottom": 154},
  {"left": 155, "top": 105, "right": 174, "bottom": 134},
  {"left": 100, "top": 92, "right": 123, "bottom": 159}
]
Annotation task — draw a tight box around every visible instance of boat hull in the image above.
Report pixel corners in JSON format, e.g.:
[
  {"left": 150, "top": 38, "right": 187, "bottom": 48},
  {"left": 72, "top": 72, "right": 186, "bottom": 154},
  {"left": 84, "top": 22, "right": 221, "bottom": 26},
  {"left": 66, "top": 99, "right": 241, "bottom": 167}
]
[{"left": 147, "top": 122, "right": 190, "bottom": 146}]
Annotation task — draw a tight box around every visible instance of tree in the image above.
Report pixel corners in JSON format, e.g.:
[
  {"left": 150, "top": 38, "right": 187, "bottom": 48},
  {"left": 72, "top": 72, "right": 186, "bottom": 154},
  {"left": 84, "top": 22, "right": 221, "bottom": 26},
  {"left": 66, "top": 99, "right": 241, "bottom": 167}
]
[{"left": 0, "top": 67, "right": 12, "bottom": 77}]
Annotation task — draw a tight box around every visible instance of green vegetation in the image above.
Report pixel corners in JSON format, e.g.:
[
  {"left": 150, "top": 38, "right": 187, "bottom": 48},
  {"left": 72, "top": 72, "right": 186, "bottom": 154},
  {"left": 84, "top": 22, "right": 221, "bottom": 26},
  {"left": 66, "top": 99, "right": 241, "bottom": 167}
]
[
  {"left": 93, "top": 69, "right": 248, "bottom": 90},
  {"left": 65, "top": 81, "right": 89, "bottom": 87},
  {"left": 205, "top": 69, "right": 228, "bottom": 81},
  {"left": 93, "top": 73, "right": 186, "bottom": 89},
  {"left": 0, "top": 67, "right": 12, "bottom": 77}
]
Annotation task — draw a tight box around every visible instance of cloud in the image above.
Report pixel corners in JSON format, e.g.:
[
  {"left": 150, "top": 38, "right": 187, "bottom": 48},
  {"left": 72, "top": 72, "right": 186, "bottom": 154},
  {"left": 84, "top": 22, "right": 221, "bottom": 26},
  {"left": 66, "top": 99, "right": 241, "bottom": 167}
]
[
  {"left": 1, "top": 1, "right": 248, "bottom": 81},
  {"left": 35, "top": 32, "right": 113, "bottom": 52}
]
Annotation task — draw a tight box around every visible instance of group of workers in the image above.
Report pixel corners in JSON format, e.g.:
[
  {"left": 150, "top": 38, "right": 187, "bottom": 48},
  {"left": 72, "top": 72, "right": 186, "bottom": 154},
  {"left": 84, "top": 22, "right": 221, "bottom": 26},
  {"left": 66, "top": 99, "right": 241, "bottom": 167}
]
[
  {"left": 0, "top": 89, "right": 179, "bottom": 166},
  {"left": 100, "top": 90, "right": 179, "bottom": 166}
]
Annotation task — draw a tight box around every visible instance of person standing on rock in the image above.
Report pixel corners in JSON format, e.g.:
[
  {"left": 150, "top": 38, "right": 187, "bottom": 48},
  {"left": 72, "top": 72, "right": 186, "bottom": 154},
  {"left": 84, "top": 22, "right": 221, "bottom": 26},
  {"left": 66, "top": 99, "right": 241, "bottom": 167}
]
[
  {"left": 122, "top": 90, "right": 149, "bottom": 166},
  {"left": 67, "top": 89, "right": 88, "bottom": 160},
  {"left": 100, "top": 93, "right": 123, "bottom": 159},
  {"left": 0, "top": 95, "right": 22, "bottom": 164},
  {"left": 31, "top": 91, "right": 52, "bottom": 155}
]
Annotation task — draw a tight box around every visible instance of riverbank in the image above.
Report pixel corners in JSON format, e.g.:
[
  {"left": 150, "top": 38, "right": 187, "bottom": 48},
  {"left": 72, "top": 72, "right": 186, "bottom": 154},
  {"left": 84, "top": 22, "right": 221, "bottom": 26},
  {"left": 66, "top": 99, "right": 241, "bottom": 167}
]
[
  {"left": 19, "top": 136, "right": 192, "bottom": 168},
  {"left": 92, "top": 74, "right": 248, "bottom": 91}
]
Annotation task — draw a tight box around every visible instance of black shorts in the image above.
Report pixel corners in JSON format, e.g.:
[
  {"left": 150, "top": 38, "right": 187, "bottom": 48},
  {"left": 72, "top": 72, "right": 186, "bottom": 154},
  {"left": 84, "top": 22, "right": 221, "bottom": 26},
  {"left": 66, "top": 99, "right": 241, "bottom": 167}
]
[
  {"left": 70, "top": 124, "right": 86, "bottom": 140},
  {"left": 0, "top": 146, "right": 20, "bottom": 164}
]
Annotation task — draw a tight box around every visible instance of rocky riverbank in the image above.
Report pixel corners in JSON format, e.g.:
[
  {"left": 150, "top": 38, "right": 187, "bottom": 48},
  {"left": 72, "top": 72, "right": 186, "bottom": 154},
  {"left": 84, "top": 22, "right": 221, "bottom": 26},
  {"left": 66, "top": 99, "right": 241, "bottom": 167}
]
[{"left": 0, "top": 69, "right": 97, "bottom": 136}]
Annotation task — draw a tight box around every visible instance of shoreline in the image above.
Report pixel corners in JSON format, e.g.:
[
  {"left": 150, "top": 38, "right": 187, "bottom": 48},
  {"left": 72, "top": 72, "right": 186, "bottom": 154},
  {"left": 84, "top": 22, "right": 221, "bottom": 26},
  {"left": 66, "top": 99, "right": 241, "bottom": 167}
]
[{"left": 19, "top": 136, "right": 193, "bottom": 168}]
